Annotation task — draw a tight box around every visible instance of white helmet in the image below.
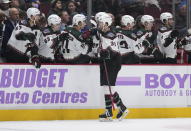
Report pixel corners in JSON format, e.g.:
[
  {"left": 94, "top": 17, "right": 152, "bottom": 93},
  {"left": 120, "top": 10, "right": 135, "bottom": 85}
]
[
  {"left": 98, "top": 14, "right": 112, "bottom": 27},
  {"left": 160, "top": 12, "right": 173, "bottom": 23},
  {"left": 90, "top": 19, "right": 97, "bottom": 27},
  {"left": 141, "top": 15, "right": 154, "bottom": 24},
  {"left": 72, "top": 14, "right": 86, "bottom": 26},
  {"left": 95, "top": 12, "right": 107, "bottom": 22},
  {"left": 48, "top": 14, "right": 61, "bottom": 26},
  {"left": 27, "top": 8, "right": 40, "bottom": 19},
  {"left": 121, "top": 15, "right": 135, "bottom": 26}
]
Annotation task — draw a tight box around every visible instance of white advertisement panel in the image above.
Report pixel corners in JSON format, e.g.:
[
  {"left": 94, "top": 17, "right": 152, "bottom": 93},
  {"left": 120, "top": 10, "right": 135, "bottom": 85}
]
[
  {"left": 0, "top": 65, "right": 190, "bottom": 109},
  {"left": 116, "top": 65, "right": 191, "bottom": 108},
  {"left": 0, "top": 65, "right": 104, "bottom": 109}
]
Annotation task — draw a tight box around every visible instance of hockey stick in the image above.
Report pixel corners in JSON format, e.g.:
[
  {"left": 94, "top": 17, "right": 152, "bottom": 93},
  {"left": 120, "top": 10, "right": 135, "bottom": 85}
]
[
  {"left": 99, "top": 33, "right": 115, "bottom": 110},
  {"left": 103, "top": 58, "right": 115, "bottom": 110}
]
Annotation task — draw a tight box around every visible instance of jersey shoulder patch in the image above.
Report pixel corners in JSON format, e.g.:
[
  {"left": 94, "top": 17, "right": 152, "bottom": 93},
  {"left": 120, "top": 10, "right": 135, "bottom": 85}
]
[
  {"left": 119, "top": 30, "right": 137, "bottom": 40},
  {"left": 65, "top": 27, "right": 83, "bottom": 42},
  {"left": 160, "top": 26, "right": 168, "bottom": 31},
  {"left": 20, "top": 20, "right": 28, "bottom": 26},
  {"left": 42, "top": 28, "right": 51, "bottom": 34},
  {"left": 136, "top": 30, "right": 144, "bottom": 38},
  {"left": 107, "top": 32, "right": 115, "bottom": 37},
  {"left": 102, "top": 31, "right": 116, "bottom": 40},
  {"left": 135, "top": 28, "right": 147, "bottom": 38},
  {"left": 159, "top": 26, "right": 171, "bottom": 33}
]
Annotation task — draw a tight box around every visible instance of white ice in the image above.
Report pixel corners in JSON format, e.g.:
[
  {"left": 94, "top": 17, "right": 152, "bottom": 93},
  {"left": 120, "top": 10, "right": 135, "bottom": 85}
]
[{"left": 0, "top": 118, "right": 190, "bottom": 131}]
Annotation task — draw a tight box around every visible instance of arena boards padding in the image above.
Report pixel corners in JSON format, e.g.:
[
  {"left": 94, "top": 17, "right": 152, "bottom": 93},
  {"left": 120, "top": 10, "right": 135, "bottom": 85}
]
[
  {"left": 0, "top": 64, "right": 191, "bottom": 121},
  {"left": 1, "top": 108, "right": 191, "bottom": 121}
]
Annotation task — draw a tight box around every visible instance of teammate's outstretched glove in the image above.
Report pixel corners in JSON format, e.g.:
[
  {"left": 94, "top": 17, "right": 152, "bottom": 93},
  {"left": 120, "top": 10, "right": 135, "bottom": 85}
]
[
  {"left": 100, "top": 49, "right": 110, "bottom": 60},
  {"left": 164, "top": 37, "right": 174, "bottom": 47},
  {"left": 142, "top": 40, "right": 151, "bottom": 49},
  {"left": 58, "top": 32, "right": 69, "bottom": 41},
  {"left": 180, "top": 38, "right": 187, "bottom": 46},
  {"left": 31, "top": 55, "right": 41, "bottom": 68},
  {"left": 85, "top": 38, "right": 93, "bottom": 53},
  {"left": 170, "top": 30, "right": 179, "bottom": 39},
  {"left": 16, "top": 31, "right": 36, "bottom": 42},
  {"left": 146, "top": 47, "right": 153, "bottom": 55}
]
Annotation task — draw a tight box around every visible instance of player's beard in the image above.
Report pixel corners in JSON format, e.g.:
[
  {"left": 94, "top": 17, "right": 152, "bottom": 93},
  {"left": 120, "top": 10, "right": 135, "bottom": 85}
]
[{"left": 99, "top": 24, "right": 110, "bottom": 33}]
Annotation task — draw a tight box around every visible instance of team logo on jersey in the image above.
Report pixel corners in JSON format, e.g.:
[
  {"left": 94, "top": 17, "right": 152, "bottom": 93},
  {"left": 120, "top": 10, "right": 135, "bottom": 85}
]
[{"left": 107, "top": 32, "right": 115, "bottom": 38}]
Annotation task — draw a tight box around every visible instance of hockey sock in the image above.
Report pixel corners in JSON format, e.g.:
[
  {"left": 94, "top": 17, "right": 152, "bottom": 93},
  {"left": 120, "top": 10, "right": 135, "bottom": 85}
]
[
  {"left": 104, "top": 95, "right": 113, "bottom": 113},
  {"left": 113, "top": 92, "right": 125, "bottom": 108}
]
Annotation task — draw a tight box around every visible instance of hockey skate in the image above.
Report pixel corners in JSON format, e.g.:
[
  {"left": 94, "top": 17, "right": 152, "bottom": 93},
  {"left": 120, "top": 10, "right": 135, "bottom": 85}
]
[
  {"left": 116, "top": 105, "right": 129, "bottom": 121},
  {"left": 99, "top": 109, "right": 113, "bottom": 122}
]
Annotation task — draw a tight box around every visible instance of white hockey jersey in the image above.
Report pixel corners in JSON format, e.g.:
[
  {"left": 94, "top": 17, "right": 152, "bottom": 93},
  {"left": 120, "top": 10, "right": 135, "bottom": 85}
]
[
  {"left": 116, "top": 28, "right": 137, "bottom": 55},
  {"left": 61, "top": 27, "right": 88, "bottom": 60},
  {"left": 157, "top": 26, "right": 177, "bottom": 58},
  {"left": 184, "top": 34, "right": 191, "bottom": 51},
  {"left": 135, "top": 29, "right": 153, "bottom": 54},
  {"left": 8, "top": 21, "right": 42, "bottom": 57},
  {"left": 99, "top": 31, "right": 119, "bottom": 53},
  {"left": 38, "top": 27, "right": 60, "bottom": 60}
]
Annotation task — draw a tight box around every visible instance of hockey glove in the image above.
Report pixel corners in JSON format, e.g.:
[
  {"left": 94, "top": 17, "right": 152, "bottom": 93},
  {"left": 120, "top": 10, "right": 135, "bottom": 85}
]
[
  {"left": 85, "top": 38, "right": 93, "bottom": 53},
  {"left": 31, "top": 55, "right": 41, "bottom": 68},
  {"left": 100, "top": 49, "right": 110, "bottom": 60},
  {"left": 170, "top": 30, "right": 179, "bottom": 39},
  {"left": 146, "top": 47, "right": 153, "bottom": 55},
  {"left": 164, "top": 37, "right": 174, "bottom": 47},
  {"left": 142, "top": 40, "right": 151, "bottom": 49},
  {"left": 58, "top": 32, "right": 69, "bottom": 41},
  {"left": 16, "top": 31, "right": 36, "bottom": 43},
  {"left": 180, "top": 38, "right": 187, "bottom": 46}
]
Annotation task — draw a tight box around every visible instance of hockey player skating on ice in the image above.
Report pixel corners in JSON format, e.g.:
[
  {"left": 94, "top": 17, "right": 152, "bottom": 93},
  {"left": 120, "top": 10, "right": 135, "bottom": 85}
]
[
  {"left": 157, "top": 12, "right": 179, "bottom": 64},
  {"left": 97, "top": 13, "right": 128, "bottom": 122},
  {"left": 39, "top": 14, "right": 69, "bottom": 63},
  {"left": 7, "top": 8, "right": 41, "bottom": 68},
  {"left": 60, "top": 14, "right": 91, "bottom": 64},
  {"left": 116, "top": 15, "right": 140, "bottom": 64}
]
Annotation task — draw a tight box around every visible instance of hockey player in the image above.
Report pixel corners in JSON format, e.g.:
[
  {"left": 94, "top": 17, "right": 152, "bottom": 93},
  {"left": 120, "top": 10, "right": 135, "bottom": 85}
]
[
  {"left": 135, "top": 15, "right": 163, "bottom": 63},
  {"left": 59, "top": 14, "right": 91, "bottom": 64},
  {"left": 116, "top": 15, "right": 140, "bottom": 64},
  {"left": 6, "top": 7, "right": 41, "bottom": 68},
  {"left": 97, "top": 13, "right": 128, "bottom": 121},
  {"left": 157, "top": 12, "right": 179, "bottom": 64},
  {"left": 183, "top": 28, "right": 191, "bottom": 63},
  {"left": 38, "top": 14, "right": 68, "bottom": 63}
]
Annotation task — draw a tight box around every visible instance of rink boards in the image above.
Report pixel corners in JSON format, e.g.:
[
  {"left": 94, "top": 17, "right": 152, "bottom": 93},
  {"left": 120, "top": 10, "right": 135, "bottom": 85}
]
[{"left": 0, "top": 64, "right": 191, "bottom": 121}]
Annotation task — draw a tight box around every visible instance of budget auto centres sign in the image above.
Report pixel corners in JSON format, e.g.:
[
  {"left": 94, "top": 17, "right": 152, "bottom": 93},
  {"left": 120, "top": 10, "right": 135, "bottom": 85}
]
[
  {"left": 0, "top": 65, "right": 104, "bottom": 109},
  {"left": 0, "top": 64, "right": 191, "bottom": 109}
]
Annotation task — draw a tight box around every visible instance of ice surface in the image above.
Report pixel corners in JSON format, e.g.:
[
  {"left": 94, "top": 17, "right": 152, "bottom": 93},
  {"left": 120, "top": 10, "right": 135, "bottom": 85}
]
[{"left": 0, "top": 118, "right": 190, "bottom": 131}]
